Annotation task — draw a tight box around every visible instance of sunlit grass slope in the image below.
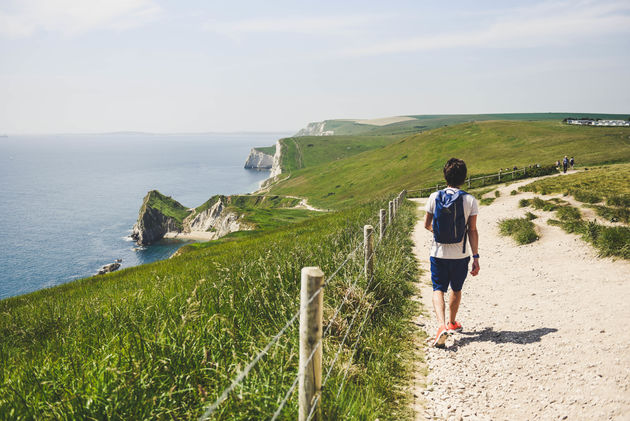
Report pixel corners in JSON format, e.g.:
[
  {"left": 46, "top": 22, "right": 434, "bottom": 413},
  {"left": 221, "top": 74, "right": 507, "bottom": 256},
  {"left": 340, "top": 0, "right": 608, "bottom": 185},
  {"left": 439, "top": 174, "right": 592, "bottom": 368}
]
[
  {"left": 271, "top": 120, "right": 630, "bottom": 209},
  {"left": 0, "top": 198, "right": 418, "bottom": 420},
  {"left": 279, "top": 134, "right": 402, "bottom": 172}
]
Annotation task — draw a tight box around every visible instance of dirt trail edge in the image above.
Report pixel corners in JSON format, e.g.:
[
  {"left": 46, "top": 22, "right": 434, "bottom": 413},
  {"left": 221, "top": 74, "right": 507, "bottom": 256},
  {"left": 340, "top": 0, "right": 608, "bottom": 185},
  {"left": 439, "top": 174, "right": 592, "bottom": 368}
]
[{"left": 410, "top": 175, "right": 630, "bottom": 421}]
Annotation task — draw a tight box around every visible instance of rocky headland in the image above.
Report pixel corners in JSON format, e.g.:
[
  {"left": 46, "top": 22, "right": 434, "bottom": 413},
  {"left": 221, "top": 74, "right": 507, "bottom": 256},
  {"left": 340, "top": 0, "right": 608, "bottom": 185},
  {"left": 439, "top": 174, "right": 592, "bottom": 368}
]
[
  {"left": 131, "top": 190, "right": 304, "bottom": 246},
  {"left": 244, "top": 148, "right": 274, "bottom": 169}
]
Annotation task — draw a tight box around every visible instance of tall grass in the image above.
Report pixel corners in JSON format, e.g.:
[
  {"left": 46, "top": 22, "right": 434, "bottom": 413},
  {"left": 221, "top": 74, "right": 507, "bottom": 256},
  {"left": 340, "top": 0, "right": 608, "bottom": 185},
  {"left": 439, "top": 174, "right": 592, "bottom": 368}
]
[{"left": 0, "top": 198, "right": 419, "bottom": 420}]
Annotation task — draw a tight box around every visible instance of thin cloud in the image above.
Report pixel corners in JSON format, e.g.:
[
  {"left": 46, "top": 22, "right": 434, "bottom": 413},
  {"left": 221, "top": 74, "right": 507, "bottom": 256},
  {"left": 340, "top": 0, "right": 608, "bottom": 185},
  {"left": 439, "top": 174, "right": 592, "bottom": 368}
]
[
  {"left": 344, "top": 1, "right": 630, "bottom": 56},
  {"left": 0, "top": 0, "right": 161, "bottom": 38},
  {"left": 206, "top": 13, "right": 393, "bottom": 36}
]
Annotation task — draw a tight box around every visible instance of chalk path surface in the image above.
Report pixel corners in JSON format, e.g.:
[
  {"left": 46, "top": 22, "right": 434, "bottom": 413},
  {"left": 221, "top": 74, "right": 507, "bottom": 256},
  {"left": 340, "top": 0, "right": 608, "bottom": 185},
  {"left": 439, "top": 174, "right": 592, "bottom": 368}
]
[{"left": 409, "top": 174, "right": 630, "bottom": 421}]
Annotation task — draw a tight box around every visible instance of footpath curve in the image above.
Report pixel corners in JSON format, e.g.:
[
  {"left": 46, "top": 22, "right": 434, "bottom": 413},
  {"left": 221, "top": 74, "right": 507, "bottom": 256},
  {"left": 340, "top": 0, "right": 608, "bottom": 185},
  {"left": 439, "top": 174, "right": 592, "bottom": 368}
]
[{"left": 409, "top": 175, "right": 630, "bottom": 420}]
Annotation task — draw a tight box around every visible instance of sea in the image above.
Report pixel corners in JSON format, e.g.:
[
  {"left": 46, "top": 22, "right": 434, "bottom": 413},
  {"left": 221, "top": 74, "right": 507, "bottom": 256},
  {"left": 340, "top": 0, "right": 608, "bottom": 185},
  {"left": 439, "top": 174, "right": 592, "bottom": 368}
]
[{"left": 0, "top": 133, "right": 287, "bottom": 300}]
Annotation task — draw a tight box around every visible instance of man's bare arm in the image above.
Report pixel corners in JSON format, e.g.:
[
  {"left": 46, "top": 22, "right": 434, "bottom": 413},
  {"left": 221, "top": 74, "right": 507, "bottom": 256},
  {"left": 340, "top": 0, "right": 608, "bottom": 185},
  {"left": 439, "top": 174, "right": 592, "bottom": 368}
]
[
  {"left": 468, "top": 214, "right": 480, "bottom": 276},
  {"left": 424, "top": 212, "right": 433, "bottom": 232}
]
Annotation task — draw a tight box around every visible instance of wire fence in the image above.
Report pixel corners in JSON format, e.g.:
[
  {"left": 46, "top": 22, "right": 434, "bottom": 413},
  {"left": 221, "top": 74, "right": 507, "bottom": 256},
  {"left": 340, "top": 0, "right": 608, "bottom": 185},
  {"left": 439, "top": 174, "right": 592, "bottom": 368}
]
[
  {"left": 406, "top": 165, "right": 557, "bottom": 198},
  {"left": 198, "top": 191, "right": 407, "bottom": 421}
]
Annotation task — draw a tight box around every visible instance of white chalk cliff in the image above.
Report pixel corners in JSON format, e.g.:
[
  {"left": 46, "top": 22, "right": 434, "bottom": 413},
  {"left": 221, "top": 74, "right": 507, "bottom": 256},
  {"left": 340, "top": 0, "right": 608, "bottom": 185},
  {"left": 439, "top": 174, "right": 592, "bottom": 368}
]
[
  {"left": 184, "top": 197, "right": 248, "bottom": 240},
  {"left": 294, "top": 121, "right": 334, "bottom": 136},
  {"left": 244, "top": 148, "right": 274, "bottom": 169}
]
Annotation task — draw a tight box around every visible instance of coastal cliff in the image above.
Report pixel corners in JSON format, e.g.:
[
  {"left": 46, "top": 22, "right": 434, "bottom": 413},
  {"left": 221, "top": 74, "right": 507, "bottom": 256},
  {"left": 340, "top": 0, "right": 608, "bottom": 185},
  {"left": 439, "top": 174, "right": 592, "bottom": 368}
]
[
  {"left": 244, "top": 148, "right": 274, "bottom": 169},
  {"left": 131, "top": 191, "right": 305, "bottom": 246},
  {"left": 131, "top": 191, "right": 188, "bottom": 245},
  {"left": 294, "top": 121, "right": 334, "bottom": 136}
]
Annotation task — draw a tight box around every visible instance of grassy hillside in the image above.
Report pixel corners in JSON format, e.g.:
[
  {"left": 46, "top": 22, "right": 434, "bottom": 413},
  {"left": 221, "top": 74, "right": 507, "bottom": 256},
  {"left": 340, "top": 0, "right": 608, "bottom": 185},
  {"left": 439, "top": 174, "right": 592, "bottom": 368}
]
[
  {"left": 0, "top": 197, "right": 418, "bottom": 420},
  {"left": 254, "top": 145, "right": 276, "bottom": 155},
  {"left": 271, "top": 120, "right": 630, "bottom": 209},
  {"left": 142, "top": 190, "right": 191, "bottom": 227},
  {"left": 279, "top": 134, "right": 402, "bottom": 172},
  {"left": 192, "top": 194, "right": 316, "bottom": 233},
  {"left": 302, "top": 113, "right": 630, "bottom": 136}
]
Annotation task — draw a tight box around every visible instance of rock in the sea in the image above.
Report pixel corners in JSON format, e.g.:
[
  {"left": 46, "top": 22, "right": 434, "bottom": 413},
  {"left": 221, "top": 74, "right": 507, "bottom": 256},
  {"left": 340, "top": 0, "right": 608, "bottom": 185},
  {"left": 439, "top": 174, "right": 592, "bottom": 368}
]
[
  {"left": 97, "top": 262, "right": 121, "bottom": 275},
  {"left": 244, "top": 148, "right": 274, "bottom": 169}
]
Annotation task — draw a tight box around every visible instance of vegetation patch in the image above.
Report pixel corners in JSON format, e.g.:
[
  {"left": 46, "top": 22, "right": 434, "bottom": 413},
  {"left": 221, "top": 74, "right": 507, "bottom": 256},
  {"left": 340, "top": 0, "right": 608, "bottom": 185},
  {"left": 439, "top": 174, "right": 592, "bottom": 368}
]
[
  {"left": 143, "top": 190, "right": 191, "bottom": 228},
  {"left": 547, "top": 204, "right": 630, "bottom": 259},
  {"left": 254, "top": 145, "right": 276, "bottom": 155},
  {"left": 480, "top": 197, "right": 496, "bottom": 206},
  {"left": 499, "top": 217, "right": 539, "bottom": 244},
  {"left": 0, "top": 198, "right": 419, "bottom": 420},
  {"left": 520, "top": 163, "right": 630, "bottom": 205},
  {"left": 585, "top": 204, "right": 630, "bottom": 224}
]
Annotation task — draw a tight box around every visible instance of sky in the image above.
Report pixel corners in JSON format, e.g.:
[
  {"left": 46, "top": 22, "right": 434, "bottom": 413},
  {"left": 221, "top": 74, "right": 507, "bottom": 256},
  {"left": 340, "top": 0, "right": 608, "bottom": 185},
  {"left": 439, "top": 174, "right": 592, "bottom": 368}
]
[{"left": 0, "top": 0, "right": 629, "bottom": 134}]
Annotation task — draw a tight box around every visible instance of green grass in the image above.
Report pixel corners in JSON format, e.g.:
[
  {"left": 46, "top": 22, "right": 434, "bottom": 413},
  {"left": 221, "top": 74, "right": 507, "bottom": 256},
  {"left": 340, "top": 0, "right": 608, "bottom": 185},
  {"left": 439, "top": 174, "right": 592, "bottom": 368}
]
[
  {"left": 525, "top": 211, "right": 537, "bottom": 220},
  {"left": 520, "top": 163, "right": 630, "bottom": 205},
  {"left": 548, "top": 210, "right": 630, "bottom": 260},
  {"left": 254, "top": 145, "right": 276, "bottom": 155},
  {"left": 519, "top": 197, "right": 563, "bottom": 211},
  {"left": 585, "top": 204, "right": 630, "bottom": 224},
  {"left": 498, "top": 217, "right": 539, "bottom": 244},
  {"left": 279, "top": 134, "right": 401, "bottom": 172},
  {"left": 480, "top": 197, "right": 496, "bottom": 206},
  {"left": 142, "top": 190, "right": 191, "bottom": 228},
  {"left": 520, "top": 167, "right": 630, "bottom": 259},
  {"left": 271, "top": 120, "right": 630, "bottom": 209},
  {"left": 0, "top": 198, "right": 419, "bottom": 420}
]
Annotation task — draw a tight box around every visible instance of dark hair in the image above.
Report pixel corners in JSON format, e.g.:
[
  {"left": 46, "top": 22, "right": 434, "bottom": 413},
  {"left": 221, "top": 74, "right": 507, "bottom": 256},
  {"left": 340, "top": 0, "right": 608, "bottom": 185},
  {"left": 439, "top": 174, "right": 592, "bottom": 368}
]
[{"left": 443, "top": 158, "right": 467, "bottom": 187}]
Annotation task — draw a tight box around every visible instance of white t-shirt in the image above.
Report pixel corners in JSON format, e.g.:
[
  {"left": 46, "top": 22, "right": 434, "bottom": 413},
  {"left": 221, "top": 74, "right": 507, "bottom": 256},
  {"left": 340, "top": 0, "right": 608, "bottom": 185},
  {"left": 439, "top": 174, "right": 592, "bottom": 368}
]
[{"left": 425, "top": 187, "right": 478, "bottom": 259}]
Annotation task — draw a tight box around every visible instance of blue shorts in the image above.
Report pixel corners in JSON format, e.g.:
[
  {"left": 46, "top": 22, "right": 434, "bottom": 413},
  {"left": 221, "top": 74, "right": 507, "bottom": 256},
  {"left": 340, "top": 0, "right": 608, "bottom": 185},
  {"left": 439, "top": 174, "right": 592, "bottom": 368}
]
[{"left": 430, "top": 257, "right": 470, "bottom": 292}]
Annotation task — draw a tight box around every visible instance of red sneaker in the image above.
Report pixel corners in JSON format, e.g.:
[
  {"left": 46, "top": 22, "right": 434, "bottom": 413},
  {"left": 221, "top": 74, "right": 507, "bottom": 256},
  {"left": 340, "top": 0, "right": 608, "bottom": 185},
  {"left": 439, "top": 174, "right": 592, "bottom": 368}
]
[
  {"left": 447, "top": 321, "right": 463, "bottom": 333},
  {"left": 432, "top": 325, "right": 449, "bottom": 348}
]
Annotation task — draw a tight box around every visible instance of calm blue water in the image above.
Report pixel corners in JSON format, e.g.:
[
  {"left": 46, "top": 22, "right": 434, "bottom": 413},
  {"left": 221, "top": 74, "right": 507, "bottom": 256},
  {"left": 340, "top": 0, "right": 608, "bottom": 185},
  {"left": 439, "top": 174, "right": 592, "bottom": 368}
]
[{"left": 0, "top": 133, "right": 286, "bottom": 299}]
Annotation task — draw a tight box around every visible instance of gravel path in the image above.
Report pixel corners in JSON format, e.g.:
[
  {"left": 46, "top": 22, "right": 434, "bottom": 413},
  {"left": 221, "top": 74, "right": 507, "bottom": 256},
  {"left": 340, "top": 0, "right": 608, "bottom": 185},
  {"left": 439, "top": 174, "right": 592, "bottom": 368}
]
[{"left": 409, "top": 176, "right": 630, "bottom": 421}]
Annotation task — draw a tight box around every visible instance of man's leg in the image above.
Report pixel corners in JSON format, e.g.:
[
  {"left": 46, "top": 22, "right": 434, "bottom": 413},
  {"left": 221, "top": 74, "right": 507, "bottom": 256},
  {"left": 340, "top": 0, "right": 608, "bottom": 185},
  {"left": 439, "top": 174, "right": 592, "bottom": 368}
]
[
  {"left": 448, "top": 290, "right": 462, "bottom": 324},
  {"left": 433, "top": 290, "right": 446, "bottom": 327}
]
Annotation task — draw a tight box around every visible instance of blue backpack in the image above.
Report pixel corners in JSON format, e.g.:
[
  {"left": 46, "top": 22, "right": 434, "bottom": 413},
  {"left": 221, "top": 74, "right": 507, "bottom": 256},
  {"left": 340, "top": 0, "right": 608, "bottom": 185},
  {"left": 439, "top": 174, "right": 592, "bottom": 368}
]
[{"left": 432, "top": 189, "right": 469, "bottom": 252}]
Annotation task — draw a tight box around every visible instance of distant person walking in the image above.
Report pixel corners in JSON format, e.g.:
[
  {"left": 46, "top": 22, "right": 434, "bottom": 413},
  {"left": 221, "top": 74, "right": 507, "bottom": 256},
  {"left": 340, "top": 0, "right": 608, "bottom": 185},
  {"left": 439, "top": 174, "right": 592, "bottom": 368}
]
[
  {"left": 570, "top": 157, "right": 575, "bottom": 170},
  {"left": 424, "top": 158, "right": 480, "bottom": 348},
  {"left": 563, "top": 156, "right": 569, "bottom": 173}
]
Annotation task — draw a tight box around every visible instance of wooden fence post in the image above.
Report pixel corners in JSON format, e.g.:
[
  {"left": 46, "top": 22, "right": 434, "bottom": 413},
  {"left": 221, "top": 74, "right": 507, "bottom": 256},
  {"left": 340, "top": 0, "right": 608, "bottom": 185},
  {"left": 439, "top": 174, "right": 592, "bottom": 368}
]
[
  {"left": 299, "top": 267, "right": 324, "bottom": 421},
  {"left": 379, "top": 209, "right": 386, "bottom": 240},
  {"left": 498, "top": 170, "right": 501, "bottom": 182},
  {"left": 364, "top": 225, "right": 373, "bottom": 280},
  {"left": 467, "top": 177, "right": 471, "bottom": 188},
  {"left": 388, "top": 201, "right": 393, "bottom": 225}
]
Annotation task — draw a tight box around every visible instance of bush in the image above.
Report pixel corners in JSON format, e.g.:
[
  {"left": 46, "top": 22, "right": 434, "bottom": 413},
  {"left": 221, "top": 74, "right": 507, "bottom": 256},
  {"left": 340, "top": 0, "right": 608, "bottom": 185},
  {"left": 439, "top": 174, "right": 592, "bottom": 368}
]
[
  {"left": 494, "top": 190, "right": 501, "bottom": 198},
  {"left": 519, "top": 198, "right": 530, "bottom": 207},
  {"left": 510, "top": 190, "right": 518, "bottom": 195}
]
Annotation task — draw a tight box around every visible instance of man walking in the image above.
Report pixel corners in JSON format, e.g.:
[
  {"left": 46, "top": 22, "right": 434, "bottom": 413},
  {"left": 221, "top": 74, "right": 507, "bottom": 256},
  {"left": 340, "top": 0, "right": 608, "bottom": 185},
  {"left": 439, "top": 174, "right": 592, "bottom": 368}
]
[
  {"left": 563, "top": 156, "right": 569, "bottom": 173},
  {"left": 424, "top": 158, "right": 480, "bottom": 348}
]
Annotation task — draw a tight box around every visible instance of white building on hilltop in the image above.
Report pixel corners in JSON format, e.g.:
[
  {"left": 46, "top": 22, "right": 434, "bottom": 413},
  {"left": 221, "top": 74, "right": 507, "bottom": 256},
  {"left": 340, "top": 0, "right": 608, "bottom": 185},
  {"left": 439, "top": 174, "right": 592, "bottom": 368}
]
[{"left": 566, "top": 119, "right": 630, "bottom": 127}]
